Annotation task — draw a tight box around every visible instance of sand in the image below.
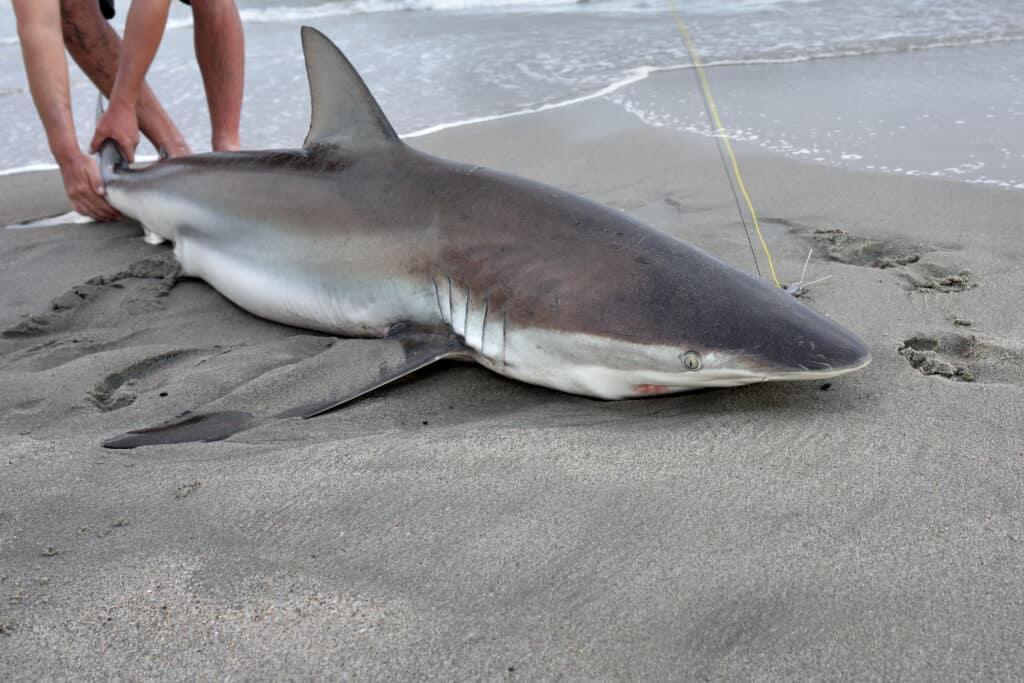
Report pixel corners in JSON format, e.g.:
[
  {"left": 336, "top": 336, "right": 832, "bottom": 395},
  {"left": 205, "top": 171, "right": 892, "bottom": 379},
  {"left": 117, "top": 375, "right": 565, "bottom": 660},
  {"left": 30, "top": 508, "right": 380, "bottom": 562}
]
[{"left": 2, "top": 95, "right": 1023, "bottom": 679}]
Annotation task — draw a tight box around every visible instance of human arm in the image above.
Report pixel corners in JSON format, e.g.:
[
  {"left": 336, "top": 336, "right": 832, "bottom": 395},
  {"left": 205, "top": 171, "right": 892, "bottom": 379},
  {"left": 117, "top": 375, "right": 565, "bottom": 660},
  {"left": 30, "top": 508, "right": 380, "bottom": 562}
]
[
  {"left": 89, "top": 0, "right": 173, "bottom": 162},
  {"left": 59, "top": 0, "right": 191, "bottom": 157},
  {"left": 12, "top": 0, "right": 119, "bottom": 220}
]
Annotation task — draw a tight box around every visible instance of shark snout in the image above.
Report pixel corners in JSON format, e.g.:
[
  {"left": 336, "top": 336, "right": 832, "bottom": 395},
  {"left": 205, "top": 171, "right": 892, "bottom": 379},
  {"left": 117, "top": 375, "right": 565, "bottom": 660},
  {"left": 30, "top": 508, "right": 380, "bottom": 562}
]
[{"left": 771, "top": 316, "right": 872, "bottom": 377}]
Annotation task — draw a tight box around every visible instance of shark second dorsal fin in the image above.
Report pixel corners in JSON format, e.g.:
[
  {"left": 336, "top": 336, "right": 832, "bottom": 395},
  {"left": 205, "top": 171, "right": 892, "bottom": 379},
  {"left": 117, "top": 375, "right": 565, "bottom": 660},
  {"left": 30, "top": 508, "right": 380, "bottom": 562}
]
[{"left": 301, "top": 26, "right": 400, "bottom": 150}]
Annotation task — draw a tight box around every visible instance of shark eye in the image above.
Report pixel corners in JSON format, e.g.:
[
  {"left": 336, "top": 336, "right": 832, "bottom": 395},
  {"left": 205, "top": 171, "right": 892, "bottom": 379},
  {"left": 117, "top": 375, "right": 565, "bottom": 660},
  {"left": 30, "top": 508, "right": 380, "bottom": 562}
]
[{"left": 681, "top": 351, "right": 702, "bottom": 371}]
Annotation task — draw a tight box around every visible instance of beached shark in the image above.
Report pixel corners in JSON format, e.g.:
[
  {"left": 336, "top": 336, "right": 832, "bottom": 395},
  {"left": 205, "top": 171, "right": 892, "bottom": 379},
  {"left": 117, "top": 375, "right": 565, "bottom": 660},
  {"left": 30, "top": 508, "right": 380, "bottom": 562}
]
[{"left": 99, "top": 26, "right": 870, "bottom": 448}]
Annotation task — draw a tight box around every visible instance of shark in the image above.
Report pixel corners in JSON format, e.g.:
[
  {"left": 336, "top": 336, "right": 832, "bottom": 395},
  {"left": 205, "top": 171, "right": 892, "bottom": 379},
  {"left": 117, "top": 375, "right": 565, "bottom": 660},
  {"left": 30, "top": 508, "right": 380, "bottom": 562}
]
[{"left": 99, "top": 26, "right": 870, "bottom": 448}]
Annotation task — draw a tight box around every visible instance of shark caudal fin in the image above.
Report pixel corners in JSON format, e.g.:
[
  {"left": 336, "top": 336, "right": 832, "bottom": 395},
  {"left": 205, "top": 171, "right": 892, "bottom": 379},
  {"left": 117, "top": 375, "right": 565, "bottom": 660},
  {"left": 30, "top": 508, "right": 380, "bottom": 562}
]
[
  {"left": 93, "top": 93, "right": 127, "bottom": 182},
  {"left": 300, "top": 26, "right": 400, "bottom": 150}
]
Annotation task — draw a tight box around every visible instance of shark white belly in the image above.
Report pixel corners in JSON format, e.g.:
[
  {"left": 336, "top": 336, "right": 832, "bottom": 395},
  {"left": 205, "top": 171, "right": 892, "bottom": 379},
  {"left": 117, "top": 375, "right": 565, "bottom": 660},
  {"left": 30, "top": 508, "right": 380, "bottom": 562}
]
[{"left": 111, "top": 181, "right": 440, "bottom": 338}]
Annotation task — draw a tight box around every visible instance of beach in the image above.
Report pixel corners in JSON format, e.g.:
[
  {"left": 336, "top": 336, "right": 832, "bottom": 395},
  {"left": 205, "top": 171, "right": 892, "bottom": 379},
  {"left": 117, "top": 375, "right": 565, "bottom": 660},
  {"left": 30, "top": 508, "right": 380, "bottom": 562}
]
[
  {"left": 3, "top": 0, "right": 1024, "bottom": 677},
  {"left": 3, "top": 78, "right": 1024, "bottom": 676}
]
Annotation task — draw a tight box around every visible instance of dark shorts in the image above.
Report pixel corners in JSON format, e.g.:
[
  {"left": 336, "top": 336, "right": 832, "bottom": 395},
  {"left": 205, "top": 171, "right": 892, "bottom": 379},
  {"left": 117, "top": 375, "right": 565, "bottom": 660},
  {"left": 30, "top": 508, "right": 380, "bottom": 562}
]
[{"left": 99, "top": 1, "right": 191, "bottom": 21}]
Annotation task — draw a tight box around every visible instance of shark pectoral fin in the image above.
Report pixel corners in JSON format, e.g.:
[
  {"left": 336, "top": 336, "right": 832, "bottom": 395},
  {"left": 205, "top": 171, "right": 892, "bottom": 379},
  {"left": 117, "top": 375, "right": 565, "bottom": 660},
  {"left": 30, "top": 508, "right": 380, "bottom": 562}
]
[
  {"left": 277, "top": 330, "right": 468, "bottom": 419},
  {"left": 101, "top": 332, "right": 466, "bottom": 449},
  {"left": 102, "top": 410, "right": 259, "bottom": 449},
  {"left": 300, "top": 26, "right": 400, "bottom": 150}
]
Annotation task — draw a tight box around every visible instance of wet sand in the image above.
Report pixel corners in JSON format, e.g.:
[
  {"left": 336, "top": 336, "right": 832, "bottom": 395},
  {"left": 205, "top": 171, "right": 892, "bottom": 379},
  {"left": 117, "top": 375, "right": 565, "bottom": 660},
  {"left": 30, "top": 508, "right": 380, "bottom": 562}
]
[{"left": 2, "top": 98, "right": 1023, "bottom": 679}]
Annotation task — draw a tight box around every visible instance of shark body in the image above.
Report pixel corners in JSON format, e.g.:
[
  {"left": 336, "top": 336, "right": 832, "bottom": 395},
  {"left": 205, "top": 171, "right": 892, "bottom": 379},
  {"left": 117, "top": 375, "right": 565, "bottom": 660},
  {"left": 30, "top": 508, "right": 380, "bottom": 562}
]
[{"left": 99, "top": 27, "right": 870, "bottom": 447}]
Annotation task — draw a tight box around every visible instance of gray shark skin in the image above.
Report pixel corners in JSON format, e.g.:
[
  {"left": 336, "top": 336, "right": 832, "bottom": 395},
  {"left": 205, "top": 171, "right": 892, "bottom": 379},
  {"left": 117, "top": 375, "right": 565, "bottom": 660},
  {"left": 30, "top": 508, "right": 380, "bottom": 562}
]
[{"left": 98, "top": 26, "right": 870, "bottom": 448}]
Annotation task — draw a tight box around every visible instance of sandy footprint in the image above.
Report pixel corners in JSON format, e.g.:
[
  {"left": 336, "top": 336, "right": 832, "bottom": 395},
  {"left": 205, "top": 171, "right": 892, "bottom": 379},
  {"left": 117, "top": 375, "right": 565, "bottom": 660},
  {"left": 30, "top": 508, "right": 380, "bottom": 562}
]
[
  {"left": 898, "top": 332, "right": 1024, "bottom": 384},
  {"left": 805, "top": 226, "right": 926, "bottom": 269},
  {"left": 897, "top": 263, "right": 976, "bottom": 293},
  {"left": 1, "top": 256, "right": 179, "bottom": 340},
  {"left": 87, "top": 349, "right": 204, "bottom": 412},
  {"left": 770, "top": 221, "right": 978, "bottom": 294},
  {"left": 0, "top": 332, "right": 148, "bottom": 372}
]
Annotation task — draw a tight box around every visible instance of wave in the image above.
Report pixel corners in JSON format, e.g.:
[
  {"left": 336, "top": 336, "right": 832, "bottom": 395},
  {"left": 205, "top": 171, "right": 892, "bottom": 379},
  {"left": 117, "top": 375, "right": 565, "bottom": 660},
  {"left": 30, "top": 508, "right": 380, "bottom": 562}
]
[
  {"left": 405, "top": 32, "right": 1024, "bottom": 136},
  {"left": 0, "top": 162, "right": 60, "bottom": 176},
  {"left": 404, "top": 64, "right": 661, "bottom": 137},
  {"left": 238, "top": 0, "right": 582, "bottom": 18},
  {"left": 0, "top": 155, "right": 161, "bottom": 178},
  {"left": 164, "top": 0, "right": 585, "bottom": 30},
  {"left": 0, "top": 1, "right": 587, "bottom": 49},
  {"left": 0, "top": 0, "right": 604, "bottom": 35},
  {"left": 694, "top": 32, "right": 1024, "bottom": 68}
]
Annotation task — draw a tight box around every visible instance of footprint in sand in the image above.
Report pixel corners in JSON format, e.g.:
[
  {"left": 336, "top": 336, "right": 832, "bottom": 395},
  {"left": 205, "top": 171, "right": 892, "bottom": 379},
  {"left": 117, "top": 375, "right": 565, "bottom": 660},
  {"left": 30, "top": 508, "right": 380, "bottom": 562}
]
[
  {"left": 86, "top": 349, "right": 203, "bottom": 412},
  {"left": 769, "top": 221, "right": 978, "bottom": 294},
  {"left": 805, "top": 226, "right": 926, "bottom": 269},
  {"left": 1, "top": 256, "right": 180, "bottom": 340},
  {"left": 898, "top": 332, "right": 1024, "bottom": 384},
  {"left": 895, "top": 262, "right": 976, "bottom": 294}
]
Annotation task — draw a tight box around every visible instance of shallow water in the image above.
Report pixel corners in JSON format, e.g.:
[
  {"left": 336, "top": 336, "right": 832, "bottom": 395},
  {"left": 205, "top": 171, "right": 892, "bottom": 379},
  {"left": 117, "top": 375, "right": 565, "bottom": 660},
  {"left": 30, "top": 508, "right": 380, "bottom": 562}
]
[{"left": 0, "top": 0, "right": 1021, "bottom": 188}]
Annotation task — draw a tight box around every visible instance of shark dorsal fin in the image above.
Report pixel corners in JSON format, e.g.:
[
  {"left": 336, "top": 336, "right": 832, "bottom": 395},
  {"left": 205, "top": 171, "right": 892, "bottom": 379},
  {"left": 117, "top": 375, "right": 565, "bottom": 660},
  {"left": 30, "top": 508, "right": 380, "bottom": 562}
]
[{"left": 300, "top": 26, "right": 399, "bottom": 150}]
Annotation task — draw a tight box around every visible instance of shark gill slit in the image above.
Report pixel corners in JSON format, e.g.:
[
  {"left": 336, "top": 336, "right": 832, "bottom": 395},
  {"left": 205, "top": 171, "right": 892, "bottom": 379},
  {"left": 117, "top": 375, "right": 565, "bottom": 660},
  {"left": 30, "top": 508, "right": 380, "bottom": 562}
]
[
  {"left": 431, "top": 276, "right": 443, "bottom": 321},
  {"left": 447, "top": 275, "right": 454, "bottom": 326},
  {"left": 502, "top": 314, "right": 508, "bottom": 367},
  {"left": 480, "top": 300, "right": 488, "bottom": 353}
]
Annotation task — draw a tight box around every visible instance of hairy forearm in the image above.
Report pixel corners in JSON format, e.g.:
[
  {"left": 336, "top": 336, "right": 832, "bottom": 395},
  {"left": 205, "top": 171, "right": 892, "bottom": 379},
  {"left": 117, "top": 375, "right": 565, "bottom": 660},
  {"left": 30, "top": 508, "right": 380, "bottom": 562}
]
[
  {"left": 60, "top": 0, "right": 190, "bottom": 156},
  {"left": 110, "top": 0, "right": 172, "bottom": 108},
  {"left": 13, "top": 0, "right": 79, "bottom": 163}
]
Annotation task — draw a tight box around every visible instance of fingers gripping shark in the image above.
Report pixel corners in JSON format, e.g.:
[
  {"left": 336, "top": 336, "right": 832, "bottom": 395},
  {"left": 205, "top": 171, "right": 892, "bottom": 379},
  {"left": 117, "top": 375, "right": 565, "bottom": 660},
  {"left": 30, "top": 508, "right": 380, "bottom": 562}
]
[{"left": 99, "top": 27, "right": 870, "bottom": 448}]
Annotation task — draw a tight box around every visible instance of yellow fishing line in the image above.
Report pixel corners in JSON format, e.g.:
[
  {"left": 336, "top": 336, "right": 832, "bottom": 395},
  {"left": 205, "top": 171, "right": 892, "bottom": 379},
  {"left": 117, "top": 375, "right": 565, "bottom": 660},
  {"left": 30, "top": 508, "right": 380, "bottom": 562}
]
[{"left": 670, "top": 3, "right": 782, "bottom": 288}]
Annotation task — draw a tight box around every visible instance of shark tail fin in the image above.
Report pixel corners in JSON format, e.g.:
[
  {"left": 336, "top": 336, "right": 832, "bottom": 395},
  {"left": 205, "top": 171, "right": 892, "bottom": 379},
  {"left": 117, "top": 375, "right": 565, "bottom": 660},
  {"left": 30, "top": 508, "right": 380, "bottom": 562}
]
[
  {"left": 94, "top": 93, "right": 127, "bottom": 182},
  {"left": 300, "top": 26, "right": 401, "bottom": 150}
]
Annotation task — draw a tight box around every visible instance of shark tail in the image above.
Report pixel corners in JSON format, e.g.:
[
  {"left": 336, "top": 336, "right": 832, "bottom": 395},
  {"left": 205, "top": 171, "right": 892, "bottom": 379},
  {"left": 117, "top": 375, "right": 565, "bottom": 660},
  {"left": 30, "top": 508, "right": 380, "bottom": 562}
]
[
  {"left": 94, "top": 93, "right": 127, "bottom": 183},
  {"left": 94, "top": 93, "right": 166, "bottom": 243}
]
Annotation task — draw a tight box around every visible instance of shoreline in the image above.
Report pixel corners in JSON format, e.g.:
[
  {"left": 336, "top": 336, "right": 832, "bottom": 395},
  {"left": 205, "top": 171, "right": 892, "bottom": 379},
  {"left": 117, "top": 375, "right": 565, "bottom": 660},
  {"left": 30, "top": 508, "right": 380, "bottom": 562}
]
[{"left": 3, "top": 36, "right": 1023, "bottom": 191}]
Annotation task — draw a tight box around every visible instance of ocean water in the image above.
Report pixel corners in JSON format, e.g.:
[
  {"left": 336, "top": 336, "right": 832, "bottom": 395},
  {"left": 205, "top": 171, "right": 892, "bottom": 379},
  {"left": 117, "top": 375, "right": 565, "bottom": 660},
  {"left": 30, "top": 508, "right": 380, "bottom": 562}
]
[{"left": 0, "top": 0, "right": 1021, "bottom": 189}]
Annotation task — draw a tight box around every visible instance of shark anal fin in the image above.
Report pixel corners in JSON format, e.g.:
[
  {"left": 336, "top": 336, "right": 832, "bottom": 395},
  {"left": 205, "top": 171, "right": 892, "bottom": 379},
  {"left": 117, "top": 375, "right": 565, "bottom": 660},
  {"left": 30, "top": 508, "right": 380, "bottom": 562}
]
[
  {"left": 300, "top": 26, "right": 400, "bottom": 150},
  {"left": 277, "top": 330, "right": 467, "bottom": 419}
]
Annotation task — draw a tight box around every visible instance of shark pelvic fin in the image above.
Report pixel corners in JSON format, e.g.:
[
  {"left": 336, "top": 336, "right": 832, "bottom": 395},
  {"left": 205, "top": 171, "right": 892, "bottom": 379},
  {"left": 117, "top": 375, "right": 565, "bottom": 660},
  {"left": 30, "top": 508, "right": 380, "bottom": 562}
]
[
  {"left": 102, "top": 331, "right": 467, "bottom": 449},
  {"left": 102, "top": 410, "right": 258, "bottom": 449},
  {"left": 300, "top": 25, "right": 400, "bottom": 150}
]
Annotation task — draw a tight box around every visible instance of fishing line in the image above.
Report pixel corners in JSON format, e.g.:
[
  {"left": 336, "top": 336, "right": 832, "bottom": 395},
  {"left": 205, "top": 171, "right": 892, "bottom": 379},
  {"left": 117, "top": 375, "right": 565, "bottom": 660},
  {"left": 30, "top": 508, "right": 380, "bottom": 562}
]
[
  {"left": 694, "top": 70, "right": 762, "bottom": 280},
  {"left": 670, "top": 2, "right": 782, "bottom": 289}
]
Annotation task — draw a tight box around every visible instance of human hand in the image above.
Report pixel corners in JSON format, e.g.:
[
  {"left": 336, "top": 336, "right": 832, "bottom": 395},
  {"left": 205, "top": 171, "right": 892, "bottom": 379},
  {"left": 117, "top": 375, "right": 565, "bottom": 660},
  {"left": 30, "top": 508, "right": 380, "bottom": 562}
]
[
  {"left": 90, "top": 98, "right": 140, "bottom": 163},
  {"left": 57, "top": 150, "right": 120, "bottom": 222}
]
